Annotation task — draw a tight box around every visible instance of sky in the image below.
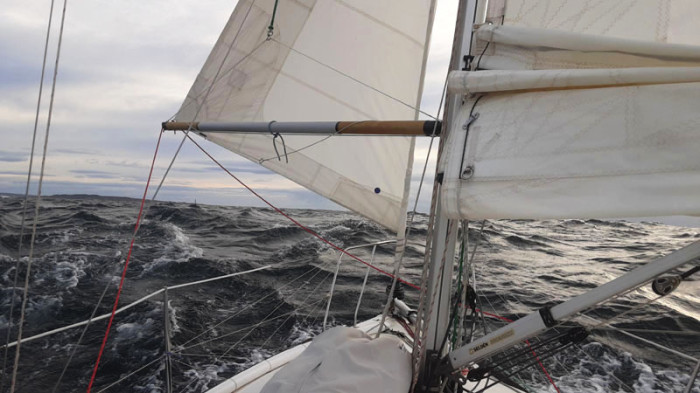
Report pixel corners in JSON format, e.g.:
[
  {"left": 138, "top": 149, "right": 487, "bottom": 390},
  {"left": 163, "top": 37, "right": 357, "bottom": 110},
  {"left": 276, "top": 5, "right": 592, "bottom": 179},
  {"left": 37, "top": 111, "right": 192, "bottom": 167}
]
[
  {"left": 0, "top": 0, "right": 458, "bottom": 213},
  {"left": 3, "top": 1, "right": 698, "bottom": 228}
]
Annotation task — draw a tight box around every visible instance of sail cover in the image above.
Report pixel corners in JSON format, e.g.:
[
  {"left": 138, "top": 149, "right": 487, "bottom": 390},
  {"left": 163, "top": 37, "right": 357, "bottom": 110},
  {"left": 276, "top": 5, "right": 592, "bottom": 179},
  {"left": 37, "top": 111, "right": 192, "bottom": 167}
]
[
  {"left": 173, "top": 0, "right": 435, "bottom": 231},
  {"left": 442, "top": 0, "right": 700, "bottom": 220}
]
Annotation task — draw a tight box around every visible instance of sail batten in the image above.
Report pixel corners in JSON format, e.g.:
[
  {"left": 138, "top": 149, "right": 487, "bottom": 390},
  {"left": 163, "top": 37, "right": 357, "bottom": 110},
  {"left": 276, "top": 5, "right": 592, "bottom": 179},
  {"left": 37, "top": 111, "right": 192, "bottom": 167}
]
[{"left": 174, "top": 0, "right": 436, "bottom": 231}]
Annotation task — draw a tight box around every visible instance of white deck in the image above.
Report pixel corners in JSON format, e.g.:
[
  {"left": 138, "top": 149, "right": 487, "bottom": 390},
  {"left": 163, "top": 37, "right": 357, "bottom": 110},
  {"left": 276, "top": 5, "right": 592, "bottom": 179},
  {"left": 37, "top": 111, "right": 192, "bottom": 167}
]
[{"left": 206, "top": 315, "right": 521, "bottom": 393}]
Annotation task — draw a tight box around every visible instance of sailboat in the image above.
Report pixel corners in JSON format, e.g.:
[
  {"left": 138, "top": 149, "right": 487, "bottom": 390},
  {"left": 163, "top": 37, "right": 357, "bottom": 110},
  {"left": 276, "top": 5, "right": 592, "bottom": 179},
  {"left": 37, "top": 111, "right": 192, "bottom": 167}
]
[
  {"left": 4, "top": 0, "right": 700, "bottom": 392},
  {"left": 153, "top": 0, "right": 700, "bottom": 391}
]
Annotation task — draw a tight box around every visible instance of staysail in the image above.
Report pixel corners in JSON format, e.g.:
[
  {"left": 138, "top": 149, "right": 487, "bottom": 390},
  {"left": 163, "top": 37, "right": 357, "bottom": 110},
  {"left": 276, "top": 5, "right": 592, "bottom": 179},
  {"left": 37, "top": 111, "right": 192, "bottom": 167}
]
[
  {"left": 173, "top": 0, "right": 436, "bottom": 231},
  {"left": 442, "top": 0, "right": 700, "bottom": 220}
]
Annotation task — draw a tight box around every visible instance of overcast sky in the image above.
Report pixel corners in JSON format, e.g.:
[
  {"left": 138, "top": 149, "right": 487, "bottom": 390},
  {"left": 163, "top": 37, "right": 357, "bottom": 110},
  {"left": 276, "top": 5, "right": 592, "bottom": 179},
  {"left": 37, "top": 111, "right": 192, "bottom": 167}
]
[{"left": 1, "top": 0, "right": 458, "bottom": 213}]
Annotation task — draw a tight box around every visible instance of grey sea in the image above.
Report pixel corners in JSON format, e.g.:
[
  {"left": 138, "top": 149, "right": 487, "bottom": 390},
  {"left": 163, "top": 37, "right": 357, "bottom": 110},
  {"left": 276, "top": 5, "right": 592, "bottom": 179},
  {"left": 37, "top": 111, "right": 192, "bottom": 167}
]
[{"left": 0, "top": 194, "right": 698, "bottom": 392}]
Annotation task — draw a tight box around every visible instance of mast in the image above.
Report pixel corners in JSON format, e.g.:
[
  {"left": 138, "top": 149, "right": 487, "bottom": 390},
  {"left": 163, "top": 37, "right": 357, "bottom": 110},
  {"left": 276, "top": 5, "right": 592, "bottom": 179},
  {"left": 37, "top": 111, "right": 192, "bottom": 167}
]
[{"left": 415, "top": 0, "right": 480, "bottom": 391}]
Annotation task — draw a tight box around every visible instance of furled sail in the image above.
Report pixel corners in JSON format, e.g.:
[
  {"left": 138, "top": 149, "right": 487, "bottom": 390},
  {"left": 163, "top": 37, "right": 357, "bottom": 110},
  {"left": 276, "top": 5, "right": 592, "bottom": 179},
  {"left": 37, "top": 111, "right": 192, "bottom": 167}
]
[
  {"left": 442, "top": 0, "right": 700, "bottom": 220},
  {"left": 173, "top": 0, "right": 436, "bottom": 231}
]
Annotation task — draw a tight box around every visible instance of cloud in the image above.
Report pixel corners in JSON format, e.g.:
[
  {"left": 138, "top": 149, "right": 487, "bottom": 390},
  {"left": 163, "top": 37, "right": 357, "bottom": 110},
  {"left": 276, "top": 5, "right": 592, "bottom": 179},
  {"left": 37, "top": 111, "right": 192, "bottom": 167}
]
[
  {"left": 70, "top": 169, "right": 122, "bottom": 179},
  {"left": 1, "top": 0, "right": 457, "bottom": 215},
  {"left": 0, "top": 150, "right": 27, "bottom": 162}
]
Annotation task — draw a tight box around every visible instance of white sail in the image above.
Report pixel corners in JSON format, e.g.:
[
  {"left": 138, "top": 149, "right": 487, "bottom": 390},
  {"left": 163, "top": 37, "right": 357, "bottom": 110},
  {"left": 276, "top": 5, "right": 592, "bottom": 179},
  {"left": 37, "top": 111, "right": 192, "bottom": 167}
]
[
  {"left": 442, "top": 0, "right": 700, "bottom": 220},
  {"left": 174, "top": 0, "right": 436, "bottom": 231}
]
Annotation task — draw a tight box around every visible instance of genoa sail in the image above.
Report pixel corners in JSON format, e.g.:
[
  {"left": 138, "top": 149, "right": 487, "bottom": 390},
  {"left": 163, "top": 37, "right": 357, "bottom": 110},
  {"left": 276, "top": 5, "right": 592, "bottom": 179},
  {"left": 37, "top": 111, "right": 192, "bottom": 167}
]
[
  {"left": 173, "top": 0, "right": 436, "bottom": 232},
  {"left": 441, "top": 0, "right": 700, "bottom": 220}
]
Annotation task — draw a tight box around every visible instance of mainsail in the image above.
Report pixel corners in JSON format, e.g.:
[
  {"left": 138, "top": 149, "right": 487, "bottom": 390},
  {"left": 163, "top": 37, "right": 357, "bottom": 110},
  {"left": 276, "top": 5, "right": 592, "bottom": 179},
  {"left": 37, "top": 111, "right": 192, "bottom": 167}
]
[
  {"left": 173, "top": 0, "right": 436, "bottom": 231},
  {"left": 441, "top": 0, "right": 700, "bottom": 220}
]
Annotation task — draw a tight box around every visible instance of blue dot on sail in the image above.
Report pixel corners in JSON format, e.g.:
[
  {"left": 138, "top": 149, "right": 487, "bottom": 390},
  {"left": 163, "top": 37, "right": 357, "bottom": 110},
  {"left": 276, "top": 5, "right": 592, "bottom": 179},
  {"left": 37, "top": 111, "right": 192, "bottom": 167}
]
[{"left": 374, "top": 187, "right": 381, "bottom": 194}]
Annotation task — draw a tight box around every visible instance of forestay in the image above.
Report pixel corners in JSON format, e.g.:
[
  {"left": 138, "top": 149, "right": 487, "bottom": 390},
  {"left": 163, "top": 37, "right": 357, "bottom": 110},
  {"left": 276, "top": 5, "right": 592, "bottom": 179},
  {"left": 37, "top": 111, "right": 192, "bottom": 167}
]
[
  {"left": 442, "top": 0, "right": 700, "bottom": 220},
  {"left": 174, "top": 0, "right": 436, "bottom": 231}
]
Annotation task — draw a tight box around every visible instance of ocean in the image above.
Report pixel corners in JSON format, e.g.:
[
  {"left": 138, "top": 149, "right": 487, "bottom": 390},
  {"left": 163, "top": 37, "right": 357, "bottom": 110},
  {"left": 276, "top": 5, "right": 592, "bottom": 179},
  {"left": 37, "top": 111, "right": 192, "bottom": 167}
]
[{"left": 0, "top": 194, "right": 698, "bottom": 393}]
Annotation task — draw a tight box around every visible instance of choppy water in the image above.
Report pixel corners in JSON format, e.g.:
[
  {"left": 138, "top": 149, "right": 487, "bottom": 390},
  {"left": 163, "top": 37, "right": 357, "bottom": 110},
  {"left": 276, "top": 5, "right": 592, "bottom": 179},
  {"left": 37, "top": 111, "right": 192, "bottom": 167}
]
[{"left": 0, "top": 194, "right": 698, "bottom": 393}]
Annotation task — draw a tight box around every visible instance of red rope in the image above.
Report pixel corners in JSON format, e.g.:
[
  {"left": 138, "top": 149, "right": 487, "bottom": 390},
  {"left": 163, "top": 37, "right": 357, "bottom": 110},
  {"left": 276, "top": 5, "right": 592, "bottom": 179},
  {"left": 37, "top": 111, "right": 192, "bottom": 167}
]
[
  {"left": 86, "top": 130, "right": 164, "bottom": 393},
  {"left": 187, "top": 134, "right": 420, "bottom": 290},
  {"left": 477, "top": 308, "right": 561, "bottom": 393}
]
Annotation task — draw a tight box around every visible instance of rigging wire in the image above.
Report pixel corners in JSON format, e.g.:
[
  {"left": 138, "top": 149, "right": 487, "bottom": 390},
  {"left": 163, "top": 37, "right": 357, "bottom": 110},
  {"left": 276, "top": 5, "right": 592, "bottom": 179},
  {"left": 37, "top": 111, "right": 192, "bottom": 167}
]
[
  {"left": 55, "top": 128, "right": 188, "bottom": 392},
  {"left": 461, "top": 221, "right": 561, "bottom": 393},
  {"left": 255, "top": 272, "right": 334, "bottom": 349},
  {"left": 409, "top": 77, "right": 453, "bottom": 388},
  {"left": 93, "top": 355, "right": 164, "bottom": 393},
  {"left": 180, "top": 302, "right": 322, "bottom": 352},
  {"left": 257, "top": 121, "right": 369, "bottom": 164},
  {"left": 201, "top": 266, "right": 328, "bottom": 355},
  {"left": 86, "top": 2, "right": 262, "bottom": 390},
  {"left": 176, "top": 263, "right": 321, "bottom": 349},
  {"left": 219, "top": 285, "right": 328, "bottom": 358},
  {"left": 9, "top": 0, "right": 68, "bottom": 391},
  {"left": 0, "top": 0, "right": 57, "bottom": 391},
  {"left": 84, "top": 130, "right": 164, "bottom": 393},
  {"left": 186, "top": 133, "right": 420, "bottom": 289},
  {"left": 378, "top": 77, "right": 448, "bottom": 339}
]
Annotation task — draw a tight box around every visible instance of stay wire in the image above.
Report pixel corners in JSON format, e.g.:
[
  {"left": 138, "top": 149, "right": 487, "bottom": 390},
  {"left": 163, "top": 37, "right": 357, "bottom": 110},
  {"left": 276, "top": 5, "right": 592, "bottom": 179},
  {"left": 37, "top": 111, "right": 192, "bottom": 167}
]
[
  {"left": 0, "top": 0, "right": 56, "bottom": 391},
  {"left": 55, "top": 124, "right": 185, "bottom": 392},
  {"left": 179, "top": 301, "right": 323, "bottom": 352},
  {"left": 377, "top": 76, "right": 448, "bottom": 338},
  {"left": 256, "top": 274, "right": 333, "bottom": 350},
  {"left": 52, "top": 129, "right": 165, "bottom": 393},
  {"left": 86, "top": 1, "right": 261, "bottom": 389},
  {"left": 9, "top": 0, "right": 68, "bottom": 391},
  {"left": 258, "top": 121, "right": 369, "bottom": 164},
  {"left": 220, "top": 282, "right": 326, "bottom": 358},
  {"left": 186, "top": 133, "right": 420, "bottom": 290},
  {"left": 93, "top": 355, "right": 164, "bottom": 393},
  {"left": 177, "top": 264, "right": 322, "bottom": 350},
  {"left": 84, "top": 129, "right": 166, "bottom": 393}
]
